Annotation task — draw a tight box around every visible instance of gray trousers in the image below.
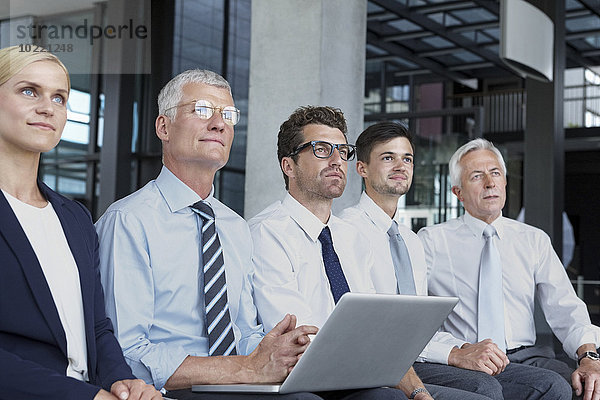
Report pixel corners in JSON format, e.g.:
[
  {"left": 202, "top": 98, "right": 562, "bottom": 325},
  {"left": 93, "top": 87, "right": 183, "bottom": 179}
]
[
  {"left": 507, "top": 345, "right": 575, "bottom": 384},
  {"left": 166, "top": 387, "right": 408, "bottom": 400},
  {"left": 507, "top": 345, "right": 578, "bottom": 399},
  {"left": 414, "top": 357, "right": 573, "bottom": 400},
  {"left": 426, "top": 383, "right": 492, "bottom": 399}
]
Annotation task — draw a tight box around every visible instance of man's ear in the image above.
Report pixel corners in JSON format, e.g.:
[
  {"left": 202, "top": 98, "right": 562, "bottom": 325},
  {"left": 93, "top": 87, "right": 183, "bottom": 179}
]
[
  {"left": 281, "top": 157, "right": 296, "bottom": 180},
  {"left": 356, "top": 160, "right": 368, "bottom": 179},
  {"left": 155, "top": 115, "right": 169, "bottom": 142},
  {"left": 451, "top": 186, "right": 463, "bottom": 201}
]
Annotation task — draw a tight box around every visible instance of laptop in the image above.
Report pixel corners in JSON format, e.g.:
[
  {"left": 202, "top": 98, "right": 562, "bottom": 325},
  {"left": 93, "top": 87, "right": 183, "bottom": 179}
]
[{"left": 192, "top": 292, "right": 458, "bottom": 394}]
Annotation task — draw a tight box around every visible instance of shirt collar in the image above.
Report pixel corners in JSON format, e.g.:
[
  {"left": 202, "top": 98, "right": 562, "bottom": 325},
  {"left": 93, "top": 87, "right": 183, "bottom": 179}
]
[
  {"left": 462, "top": 210, "right": 504, "bottom": 239},
  {"left": 155, "top": 165, "right": 215, "bottom": 213},
  {"left": 282, "top": 192, "right": 326, "bottom": 242},
  {"left": 358, "top": 191, "right": 395, "bottom": 232}
]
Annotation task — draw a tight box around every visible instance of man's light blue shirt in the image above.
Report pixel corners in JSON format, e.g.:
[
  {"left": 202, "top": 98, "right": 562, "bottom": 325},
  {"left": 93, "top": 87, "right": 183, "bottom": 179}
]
[{"left": 96, "top": 166, "right": 264, "bottom": 389}]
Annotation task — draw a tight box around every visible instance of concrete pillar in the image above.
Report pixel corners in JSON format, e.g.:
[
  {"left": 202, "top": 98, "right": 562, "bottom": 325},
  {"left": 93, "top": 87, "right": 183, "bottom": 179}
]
[
  {"left": 523, "top": 0, "right": 565, "bottom": 342},
  {"left": 523, "top": 0, "right": 565, "bottom": 257},
  {"left": 244, "top": 0, "right": 367, "bottom": 218}
]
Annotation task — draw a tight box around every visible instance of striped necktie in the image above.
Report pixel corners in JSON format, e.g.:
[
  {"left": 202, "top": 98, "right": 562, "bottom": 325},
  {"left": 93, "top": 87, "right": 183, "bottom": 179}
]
[{"left": 191, "top": 201, "right": 236, "bottom": 356}]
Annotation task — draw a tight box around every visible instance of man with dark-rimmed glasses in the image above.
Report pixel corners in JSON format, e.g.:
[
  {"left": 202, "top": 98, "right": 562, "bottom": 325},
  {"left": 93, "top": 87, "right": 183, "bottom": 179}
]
[
  {"left": 249, "top": 105, "right": 424, "bottom": 399},
  {"left": 96, "top": 69, "right": 321, "bottom": 400}
]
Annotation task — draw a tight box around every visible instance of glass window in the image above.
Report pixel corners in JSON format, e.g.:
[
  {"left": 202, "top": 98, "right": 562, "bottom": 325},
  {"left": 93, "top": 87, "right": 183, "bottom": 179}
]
[{"left": 171, "top": 0, "right": 251, "bottom": 215}]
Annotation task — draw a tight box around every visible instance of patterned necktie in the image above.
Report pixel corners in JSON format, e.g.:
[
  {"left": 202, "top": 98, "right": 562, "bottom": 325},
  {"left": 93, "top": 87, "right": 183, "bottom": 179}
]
[
  {"left": 387, "top": 221, "right": 417, "bottom": 295},
  {"left": 477, "top": 224, "right": 506, "bottom": 351},
  {"left": 191, "top": 201, "right": 236, "bottom": 356},
  {"left": 318, "top": 226, "right": 350, "bottom": 303}
]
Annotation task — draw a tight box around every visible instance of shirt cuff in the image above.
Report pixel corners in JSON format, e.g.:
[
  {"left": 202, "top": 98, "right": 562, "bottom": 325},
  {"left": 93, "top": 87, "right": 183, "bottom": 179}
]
[
  {"left": 417, "top": 336, "right": 466, "bottom": 364},
  {"left": 125, "top": 342, "right": 189, "bottom": 390},
  {"left": 238, "top": 334, "right": 263, "bottom": 356},
  {"left": 564, "top": 326, "right": 600, "bottom": 359}
]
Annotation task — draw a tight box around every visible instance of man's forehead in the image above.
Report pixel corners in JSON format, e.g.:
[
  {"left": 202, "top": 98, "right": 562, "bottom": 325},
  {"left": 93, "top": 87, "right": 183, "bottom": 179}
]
[
  {"left": 372, "top": 137, "right": 413, "bottom": 154},
  {"left": 302, "top": 124, "right": 345, "bottom": 140},
  {"left": 462, "top": 149, "right": 501, "bottom": 168},
  {"left": 181, "top": 82, "right": 233, "bottom": 102}
]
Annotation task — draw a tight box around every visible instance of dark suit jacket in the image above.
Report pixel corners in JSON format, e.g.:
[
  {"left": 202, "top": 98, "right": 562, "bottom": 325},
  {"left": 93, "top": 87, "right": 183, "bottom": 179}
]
[{"left": 0, "top": 182, "right": 135, "bottom": 399}]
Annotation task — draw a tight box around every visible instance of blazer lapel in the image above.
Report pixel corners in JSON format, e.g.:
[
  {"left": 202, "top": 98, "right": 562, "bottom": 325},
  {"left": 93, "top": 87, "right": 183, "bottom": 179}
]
[
  {"left": 41, "top": 185, "right": 96, "bottom": 375},
  {"left": 0, "top": 190, "right": 67, "bottom": 356}
]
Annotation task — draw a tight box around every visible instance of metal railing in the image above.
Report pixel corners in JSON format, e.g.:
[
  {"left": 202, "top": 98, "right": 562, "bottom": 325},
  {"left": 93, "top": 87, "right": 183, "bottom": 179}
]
[
  {"left": 446, "top": 83, "right": 600, "bottom": 133},
  {"left": 564, "top": 83, "right": 600, "bottom": 128},
  {"left": 450, "top": 89, "right": 525, "bottom": 134}
]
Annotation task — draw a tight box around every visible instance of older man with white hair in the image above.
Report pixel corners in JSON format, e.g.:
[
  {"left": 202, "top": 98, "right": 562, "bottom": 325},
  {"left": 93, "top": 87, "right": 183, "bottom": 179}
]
[{"left": 418, "top": 138, "right": 600, "bottom": 400}]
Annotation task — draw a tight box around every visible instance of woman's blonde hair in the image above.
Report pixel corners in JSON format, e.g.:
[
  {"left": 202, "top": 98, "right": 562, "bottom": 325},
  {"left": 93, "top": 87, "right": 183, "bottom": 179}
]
[{"left": 0, "top": 45, "right": 70, "bottom": 89}]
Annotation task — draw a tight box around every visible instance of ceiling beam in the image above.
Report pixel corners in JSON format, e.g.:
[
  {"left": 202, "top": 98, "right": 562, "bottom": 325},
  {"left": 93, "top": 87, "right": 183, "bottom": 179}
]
[
  {"left": 409, "top": 0, "right": 476, "bottom": 14},
  {"left": 370, "top": 0, "right": 511, "bottom": 73},
  {"left": 566, "top": 28, "right": 600, "bottom": 40},
  {"left": 366, "top": 31, "right": 478, "bottom": 87},
  {"left": 381, "top": 21, "right": 499, "bottom": 41},
  {"left": 578, "top": 0, "right": 600, "bottom": 19},
  {"left": 470, "top": 0, "right": 499, "bottom": 15},
  {"left": 566, "top": 45, "right": 596, "bottom": 69}
]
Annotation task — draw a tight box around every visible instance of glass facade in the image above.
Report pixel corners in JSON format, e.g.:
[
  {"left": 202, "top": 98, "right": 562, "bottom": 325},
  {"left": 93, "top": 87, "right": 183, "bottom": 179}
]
[
  {"left": 34, "top": 9, "right": 100, "bottom": 213},
  {"left": 0, "top": 1, "right": 251, "bottom": 218}
]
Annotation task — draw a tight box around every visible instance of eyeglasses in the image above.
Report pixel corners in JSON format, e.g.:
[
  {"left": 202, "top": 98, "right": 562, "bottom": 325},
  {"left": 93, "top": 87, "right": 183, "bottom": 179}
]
[
  {"left": 288, "top": 141, "right": 356, "bottom": 161},
  {"left": 165, "top": 99, "right": 240, "bottom": 126}
]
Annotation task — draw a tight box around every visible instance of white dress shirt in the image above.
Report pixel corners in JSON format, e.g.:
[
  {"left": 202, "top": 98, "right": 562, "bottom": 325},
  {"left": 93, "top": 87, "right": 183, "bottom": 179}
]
[
  {"left": 418, "top": 211, "right": 600, "bottom": 361},
  {"left": 4, "top": 190, "right": 88, "bottom": 381},
  {"left": 96, "top": 166, "right": 264, "bottom": 389},
  {"left": 340, "top": 192, "right": 463, "bottom": 364},
  {"left": 249, "top": 193, "right": 376, "bottom": 331},
  {"left": 339, "top": 192, "right": 427, "bottom": 295}
]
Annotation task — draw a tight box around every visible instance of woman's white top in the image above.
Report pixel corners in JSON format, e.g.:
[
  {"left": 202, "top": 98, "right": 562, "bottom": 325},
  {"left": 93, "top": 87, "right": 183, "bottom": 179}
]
[{"left": 3, "top": 189, "right": 88, "bottom": 381}]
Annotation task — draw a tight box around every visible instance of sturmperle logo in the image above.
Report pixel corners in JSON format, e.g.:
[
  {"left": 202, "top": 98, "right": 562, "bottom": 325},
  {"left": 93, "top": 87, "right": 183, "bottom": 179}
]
[{"left": 15, "top": 18, "right": 148, "bottom": 46}]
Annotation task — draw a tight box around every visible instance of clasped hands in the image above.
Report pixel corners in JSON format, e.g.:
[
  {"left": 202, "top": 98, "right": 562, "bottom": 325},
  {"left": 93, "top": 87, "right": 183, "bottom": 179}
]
[
  {"left": 94, "top": 379, "right": 163, "bottom": 400},
  {"left": 448, "top": 339, "right": 509, "bottom": 376},
  {"left": 247, "top": 314, "right": 319, "bottom": 383}
]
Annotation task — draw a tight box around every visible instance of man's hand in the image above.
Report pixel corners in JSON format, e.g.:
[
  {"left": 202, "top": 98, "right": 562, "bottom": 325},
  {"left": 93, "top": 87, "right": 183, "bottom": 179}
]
[
  {"left": 573, "top": 357, "right": 600, "bottom": 400},
  {"left": 246, "top": 314, "right": 318, "bottom": 383},
  {"left": 448, "top": 339, "right": 509, "bottom": 375},
  {"left": 109, "top": 379, "right": 163, "bottom": 400},
  {"left": 94, "top": 390, "right": 118, "bottom": 400}
]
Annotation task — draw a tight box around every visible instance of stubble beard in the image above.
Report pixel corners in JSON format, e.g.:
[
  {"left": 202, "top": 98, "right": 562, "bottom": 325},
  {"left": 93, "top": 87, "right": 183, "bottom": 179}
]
[
  {"left": 371, "top": 179, "right": 409, "bottom": 197},
  {"left": 296, "top": 167, "right": 346, "bottom": 200}
]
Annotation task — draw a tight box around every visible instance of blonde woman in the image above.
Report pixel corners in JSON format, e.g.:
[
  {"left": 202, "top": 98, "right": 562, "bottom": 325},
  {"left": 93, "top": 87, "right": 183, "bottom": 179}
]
[{"left": 0, "top": 46, "right": 161, "bottom": 400}]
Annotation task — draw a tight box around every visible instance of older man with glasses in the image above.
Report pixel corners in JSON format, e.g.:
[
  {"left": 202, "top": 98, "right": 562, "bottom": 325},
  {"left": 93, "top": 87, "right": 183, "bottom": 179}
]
[{"left": 96, "top": 69, "right": 321, "bottom": 400}]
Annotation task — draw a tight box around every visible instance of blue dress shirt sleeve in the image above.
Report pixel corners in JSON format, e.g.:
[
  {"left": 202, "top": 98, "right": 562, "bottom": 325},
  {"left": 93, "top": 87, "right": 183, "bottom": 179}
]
[
  {"left": 231, "top": 263, "right": 265, "bottom": 355},
  {"left": 96, "top": 210, "right": 188, "bottom": 389}
]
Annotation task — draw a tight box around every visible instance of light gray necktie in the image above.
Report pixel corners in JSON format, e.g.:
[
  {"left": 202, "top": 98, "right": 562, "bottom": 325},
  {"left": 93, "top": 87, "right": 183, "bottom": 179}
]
[
  {"left": 387, "top": 221, "right": 416, "bottom": 295},
  {"left": 477, "top": 224, "right": 506, "bottom": 351}
]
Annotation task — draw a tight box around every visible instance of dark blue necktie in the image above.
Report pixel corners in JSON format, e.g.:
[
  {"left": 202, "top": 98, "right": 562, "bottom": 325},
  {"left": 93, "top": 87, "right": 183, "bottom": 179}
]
[{"left": 318, "top": 226, "right": 350, "bottom": 303}]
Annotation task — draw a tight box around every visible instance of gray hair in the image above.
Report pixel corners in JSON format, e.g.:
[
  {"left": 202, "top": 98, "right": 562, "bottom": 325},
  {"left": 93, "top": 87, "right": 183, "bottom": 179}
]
[
  {"left": 157, "top": 69, "right": 231, "bottom": 119},
  {"left": 449, "top": 138, "right": 507, "bottom": 188}
]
